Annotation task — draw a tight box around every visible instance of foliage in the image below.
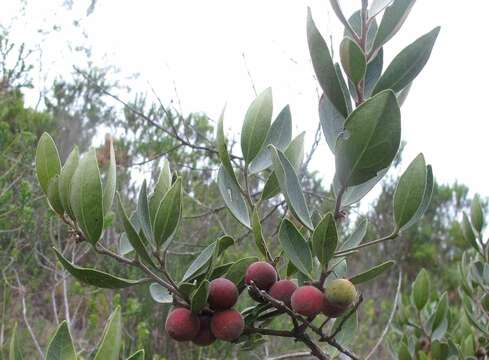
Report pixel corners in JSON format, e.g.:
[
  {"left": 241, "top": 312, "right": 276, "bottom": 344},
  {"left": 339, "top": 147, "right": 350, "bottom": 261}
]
[
  {"left": 29, "top": 0, "right": 443, "bottom": 359},
  {"left": 391, "top": 195, "right": 489, "bottom": 359}
]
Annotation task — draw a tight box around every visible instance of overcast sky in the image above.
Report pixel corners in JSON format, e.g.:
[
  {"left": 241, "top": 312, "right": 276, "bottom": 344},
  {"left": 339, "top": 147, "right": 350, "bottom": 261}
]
[{"left": 3, "top": 0, "right": 488, "bottom": 198}]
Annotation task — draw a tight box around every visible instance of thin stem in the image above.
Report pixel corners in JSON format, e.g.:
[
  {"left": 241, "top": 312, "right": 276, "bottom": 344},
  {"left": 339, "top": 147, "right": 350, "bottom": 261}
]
[{"left": 334, "top": 231, "right": 398, "bottom": 256}]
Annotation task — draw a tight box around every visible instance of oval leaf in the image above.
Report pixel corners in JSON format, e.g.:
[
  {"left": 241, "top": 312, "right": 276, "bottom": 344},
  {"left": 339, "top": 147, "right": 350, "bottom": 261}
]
[
  {"left": 412, "top": 268, "right": 430, "bottom": 311},
  {"left": 373, "top": 27, "right": 440, "bottom": 95},
  {"left": 249, "top": 105, "right": 292, "bottom": 174},
  {"left": 312, "top": 213, "right": 338, "bottom": 266},
  {"left": 319, "top": 92, "right": 346, "bottom": 153},
  {"left": 340, "top": 37, "right": 366, "bottom": 84},
  {"left": 241, "top": 88, "right": 273, "bottom": 164},
  {"left": 190, "top": 280, "right": 209, "bottom": 314},
  {"left": 117, "top": 193, "right": 156, "bottom": 268},
  {"left": 149, "top": 160, "right": 171, "bottom": 224},
  {"left": 462, "top": 212, "right": 481, "bottom": 253},
  {"left": 70, "top": 148, "right": 104, "bottom": 245},
  {"left": 270, "top": 146, "right": 313, "bottom": 230},
  {"left": 149, "top": 283, "right": 173, "bottom": 304},
  {"left": 278, "top": 219, "right": 313, "bottom": 277},
  {"left": 400, "top": 164, "right": 433, "bottom": 231},
  {"left": 137, "top": 180, "right": 153, "bottom": 244},
  {"left": 307, "top": 8, "right": 348, "bottom": 117},
  {"left": 36, "top": 132, "right": 61, "bottom": 194},
  {"left": 371, "top": 0, "right": 416, "bottom": 53},
  {"left": 45, "top": 321, "right": 76, "bottom": 360},
  {"left": 335, "top": 90, "right": 401, "bottom": 187},
  {"left": 182, "top": 242, "right": 217, "bottom": 282},
  {"left": 153, "top": 177, "right": 182, "bottom": 248},
  {"left": 252, "top": 209, "right": 271, "bottom": 260},
  {"left": 47, "top": 175, "right": 64, "bottom": 215},
  {"left": 58, "top": 146, "right": 79, "bottom": 219},
  {"left": 261, "top": 132, "right": 305, "bottom": 201},
  {"left": 350, "top": 260, "right": 395, "bottom": 285},
  {"left": 340, "top": 218, "right": 368, "bottom": 251},
  {"left": 54, "top": 248, "right": 140, "bottom": 289},
  {"left": 217, "top": 166, "right": 250, "bottom": 228},
  {"left": 471, "top": 194, "right": 484, "bottom": 233},
  {"left": 94, "top": 307, "right": 122, "bottom": 360},
  {"left": 394, "top": 154, "right": 427, "bottom": 230}
]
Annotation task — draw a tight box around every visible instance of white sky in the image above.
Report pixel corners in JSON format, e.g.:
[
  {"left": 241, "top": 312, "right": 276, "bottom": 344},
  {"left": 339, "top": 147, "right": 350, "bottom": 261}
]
[{"left": 2, "top": 0, "right": 489, "bottom": 197}]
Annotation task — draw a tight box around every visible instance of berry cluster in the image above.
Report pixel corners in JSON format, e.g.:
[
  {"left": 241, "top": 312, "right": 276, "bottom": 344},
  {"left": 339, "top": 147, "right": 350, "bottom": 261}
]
[{"left": 165, "top": 261, "right": 358, "bottom": 346}]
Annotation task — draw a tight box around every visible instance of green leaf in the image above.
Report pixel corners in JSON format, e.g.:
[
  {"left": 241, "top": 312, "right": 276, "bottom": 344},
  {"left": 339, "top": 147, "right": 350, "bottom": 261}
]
[
  {"left": 307, "top": 7, "right": 348, "bottom": 117},
  {"left": 373, "top": 27, "right": 441, "bottom": 94},
  {"left": 400, "top": 164, "right": 434, "bottom": 231},
  {"left": 127, "top": 350, "right": 145, "bottom": 360},
  {"left": 217, "top": 166, "right": 250, "bottom": 228},
  {"left": 216, "top": 108, "right": 240, "bottom": 187},
  {"left": 191, "top": 280, "right": 209, "bottom": 314},
  {"left": 45, "top": 321, "right": 76, "bottom": 360},
  {"left": 365, "top": 49, "right": 383, "bottom": 97},
  {"left": 340, "top": 218, "right": 368, "bottom": 251},
  {"left": 261, "top": 133, "right": 305, "bottom": 201},
  {"left": 462, "top": 213, "right": 481, "bottom": 253},
  {"left": 340, "top": 37, "right": 366, "bottom": 85},
  {"left": 93, "top": 307, "right": 122, "bottom": 360},
  {"left": 225, "top": 256, "right": 259, "bottom": 285},
  {"left": 9, "top": 323, "right": 23, "bottom": 360},
  {"left": 149, "top": 283, "right": 172, "bottom": 303},
  {"left": 149, "top": 160, "right": 171, "bottom": 224},
  {"left": 54, "top": 248, "right": 140, "bottom": 288},
  {"left": 470, "top": 194, "right": 484, "bottom": 233},
  {"left": 335, "top": 90, "right": 400, "bottom": 187},
  {"left": 249, "top": 105, "right": 292, "bottom": 174},
  {"left": 47, "top": 176, "right": 64, "bottom": 215},
  {"left": 393, "top": 154, "right": 427, "bottom": 230},
  {"left": 369, "top": 0, "right": 394, "bottom": 18},
  {"left": 312, "top": 213, "right": 337, "bottom": 266},
  {"left": 252, "top": 209, "right": 270, "bottom": 259},
  {"left": 334, "top": 168, "right": 388, "bottom": 208},
  {"left": 328, "top": 311, "right": 357, "bottom": 355},
  {"left": 398, "top": 343, "right": 412, "bottom": 360},
  {"left": 319, "top": 93, "right": 346, "bottom": 153},
  {"left": 182, "top": 242, "right": 217, "bottom": 282},
  {"left": 103, "top": 139, "right": 116, "bottom": 215},
  {"left": 35, "top": 132, "right": 61, "bottom": 194},
  {"left": 117, "top": 193, "right": 156, "bottom": 268},
  {"left": 412, "top": 269, "right": 430, "bottom": 311},
  {"left": 335, "top": 63, "right": 353, "bottom": 114},
  {"left": 270, "top": 146, "right": 313, "bottom": 230},
  {"left": 70, "top": 148, "right": 104, "bottom": 245},
  {"left": 58, "top": 146, "right": 79, "bottom": 219},
  {"left": 431, "top": 292, "right": 448, "bottom": 340},
  {"left": 278, "top": 219, "right": 313, "bottom": 277},
  {"left": 350, "top": 260, "right": 395, "bottom": 285},
  {"left": 344, "top": 10, "right": 378, "bottom": 55},
  {"left": 241, "top": 88, "right": 273, "bottom": 164},
  {"left": 137, "top": 180, "right": 153, "bottom": 245},
  {"left": 371, "top": 0, "right": 416, "bottom": 53},
  {"left": 153, "top": 177, "right": 182, "bottom": 248}
]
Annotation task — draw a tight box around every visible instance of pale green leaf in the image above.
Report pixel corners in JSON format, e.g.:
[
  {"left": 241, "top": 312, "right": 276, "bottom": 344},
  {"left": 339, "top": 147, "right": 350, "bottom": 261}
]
[
  {"left": 45, "top": 321, "right": 76, "bottom": 360},
  {"left": 70, "top": 148, "right": 104, "bottom": 245},
  {"left": 278, "top": 219, "right": 313, "bottom": 277},
  {"left": 241, "top": 88, "right": 273, "bottom": 164},
  {"left": 93, "top": 307, "right": 122, "bottom": 360},
  {"left": 36, "top": 132, "right": 61, "bottom": 194}
]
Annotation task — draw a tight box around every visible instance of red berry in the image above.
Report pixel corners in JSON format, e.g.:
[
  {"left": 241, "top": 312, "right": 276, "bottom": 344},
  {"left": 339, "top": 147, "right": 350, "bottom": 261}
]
[
  {"left": 208, "top": 278, "right": 238, "bottom": 310},
  {"left": 165, "top": 308, "right": 200, "bottom": 341},
  {"left": 291, "top": 286, "right": 324, "bottom": 317},
  {"left": 210, "top": 310, "right": 244, "bottom": 342},
  {"left": 192, "top": 314, "right": 216, "bottom": 346},
  {"left": 268, "top": 280, "right": 297, "bottom": 306},
  {"left": 245, "top": 261, "right": 277, "bottom": 290}
]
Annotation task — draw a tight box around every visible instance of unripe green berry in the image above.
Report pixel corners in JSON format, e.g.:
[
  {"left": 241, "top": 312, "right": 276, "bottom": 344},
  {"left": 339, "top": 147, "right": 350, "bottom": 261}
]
[{"left": 325, "top": 279, "right": 357, "bottom": 307}]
